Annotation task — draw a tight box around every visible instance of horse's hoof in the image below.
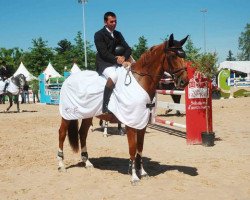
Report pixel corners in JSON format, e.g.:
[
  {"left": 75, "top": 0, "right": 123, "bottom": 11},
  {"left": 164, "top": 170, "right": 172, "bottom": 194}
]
[
  {"left": 165, "top": 109, "right": 172, "bottom": 115},
  {"left": 130, "top": 179, "right": 140, "bottom": 186},
  {"left": 119, "top": 130, "right": 125, "bottom": 136},
  {"left": 103, "top": 134, "right": 108, "bottom": 138},
  {"left": 141, "top": 174, "right": 149, "bottom": 180},
  {"left": 176, "top": 111, "right": 182, "bottom": 116},
  {"left": 85, "top": 164, "right": 93, "bottom": 169},
  {"left": 58, "top": 166, "right": 67, "bottom": 172},
  {"left": 84, "top": 160, "right": 94, "bottom": 168}
]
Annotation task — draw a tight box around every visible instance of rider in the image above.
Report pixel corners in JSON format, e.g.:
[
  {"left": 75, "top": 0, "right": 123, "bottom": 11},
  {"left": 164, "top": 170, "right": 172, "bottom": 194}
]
[
  {"left": 94, "top": 11, "right": 132, "bottom": 113},
  {"left": 0, "top": 61, "right": 9, "bottom": 93}
]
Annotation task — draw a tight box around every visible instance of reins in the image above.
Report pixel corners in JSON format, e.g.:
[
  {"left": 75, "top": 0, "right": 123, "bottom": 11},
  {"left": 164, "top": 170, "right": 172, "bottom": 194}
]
[{"left": 124, "top": 50, "right": 187, "bottom": 86}]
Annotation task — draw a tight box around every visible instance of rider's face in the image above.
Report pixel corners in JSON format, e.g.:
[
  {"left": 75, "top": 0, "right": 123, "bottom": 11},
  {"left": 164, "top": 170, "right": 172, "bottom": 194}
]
[{"left": 105, "top": 16, "right": 117, "bottom": 32}]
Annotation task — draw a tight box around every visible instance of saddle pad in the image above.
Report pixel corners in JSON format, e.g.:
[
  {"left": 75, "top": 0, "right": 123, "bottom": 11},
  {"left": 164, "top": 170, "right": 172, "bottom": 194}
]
[{"left": 59, "top": 67, "right": 151, "bottom": 129}]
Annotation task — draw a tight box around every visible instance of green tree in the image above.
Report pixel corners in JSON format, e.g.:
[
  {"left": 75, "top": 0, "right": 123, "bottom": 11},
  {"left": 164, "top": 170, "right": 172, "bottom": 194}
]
[
  {"left": 55, "top": 39, "right": 73, "bottom": 54},
  {"left": 23, "top": 37, "right": 54, "bottom": 76},
  {"left": 184, "top": 37, "right": 201, "bottom": 62},
  {"left": 238, "top": 23, "right": 250, "bottom": 60},
  {"left": 132, "top": 36, "right": 148, "bottom": 60},
  {"left": 72, "top": 31, "right": 96, "bottom": 70},
  {"left": 86, "top": 42, "right": 96, "bottom": 71},
  {"left": 72, "top": 31, "right": 85, "bottom": 68},
  {"left": 53, "top": 39, "right": 74, "bottom": 73},
  {"left": 226, "top": 50, "right": 236, "bottom": 61},
  {"left": 0, "top": 47, "right": 24, "bottom": 75},
  {"left": 195, "top": 52, "right": 218, "bottom": 79}
]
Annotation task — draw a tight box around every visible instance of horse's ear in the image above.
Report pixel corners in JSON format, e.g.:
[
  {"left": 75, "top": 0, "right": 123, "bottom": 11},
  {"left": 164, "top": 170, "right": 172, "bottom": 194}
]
[
  {"left": 168, "top": 33, "right": 174, "bottom": 47},
  {"left": 180, "top": 35, "right": 189, "bottom": 46}
]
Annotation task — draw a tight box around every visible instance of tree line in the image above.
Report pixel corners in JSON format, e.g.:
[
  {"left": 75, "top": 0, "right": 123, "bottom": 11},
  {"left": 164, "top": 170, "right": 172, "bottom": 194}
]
[{"left": 0, "top": 23, "right": 249, "bottom": 78}]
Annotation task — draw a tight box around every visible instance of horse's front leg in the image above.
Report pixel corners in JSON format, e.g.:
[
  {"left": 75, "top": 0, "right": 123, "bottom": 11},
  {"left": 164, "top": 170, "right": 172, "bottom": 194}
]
[
  {"left": 5, "top": 94, "right": 12, "bottom": 112},
  {"left": 118, "top": 123, "right": 125, "bottom": 136},
  {"left": 79, "top": 118, "right": 93, "bottom": 168},
  {"left": 126, "top": 126, "right": 140, "bottom": 185},
  {"left": 57, "top": 118, "right": 69, "bottom": 172},
  {"left": 136, "top": 128, "right": 149, "bottom": 179},
  {"left": 103, "top": 120, "right": 108, "bottom": 137}
]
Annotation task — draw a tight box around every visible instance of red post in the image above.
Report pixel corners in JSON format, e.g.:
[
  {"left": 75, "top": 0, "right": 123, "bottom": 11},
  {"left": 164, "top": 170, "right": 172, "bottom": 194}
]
[{"left": 185, "top": 64, "right": 213, "bottom": 144}]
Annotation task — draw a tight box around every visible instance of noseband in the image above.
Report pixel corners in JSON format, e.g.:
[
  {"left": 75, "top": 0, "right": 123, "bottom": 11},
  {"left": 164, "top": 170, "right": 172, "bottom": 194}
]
[
  {"left": 165, "top": 47, "right": 187, "bottom": 83},
  {"left": 126, "top": 46, "right": 187, "bottom": 86}
]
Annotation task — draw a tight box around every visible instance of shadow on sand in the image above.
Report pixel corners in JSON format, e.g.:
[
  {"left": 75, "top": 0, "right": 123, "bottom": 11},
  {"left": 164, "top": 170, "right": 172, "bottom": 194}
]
[
  {"left": 66, "top": 156, "right": 198, "bottom": 177},
  {"left": 0, "top": 110, "right": 38, "bottom": 114}
]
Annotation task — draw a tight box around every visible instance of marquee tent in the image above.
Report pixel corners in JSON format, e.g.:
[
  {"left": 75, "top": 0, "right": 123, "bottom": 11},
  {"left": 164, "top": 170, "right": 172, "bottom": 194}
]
[
  {"left": 43, "top": 62, "right": 62, "bottom": 80},
  {"left": 13, "top": 62, "right": 37, "bottom": 81},
  {"left": 70, "top": 63, "right": 81, "bottom": 74}
]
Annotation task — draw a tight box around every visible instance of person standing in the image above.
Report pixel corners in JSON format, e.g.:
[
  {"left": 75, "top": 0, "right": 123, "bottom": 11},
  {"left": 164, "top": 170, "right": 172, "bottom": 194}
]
[
  {"left": 94, "top": 11, "right": 132, "bottom": 113},
  {"left": 30, "top": 79, "right": 40, "bottom": 103},
  {"left": 22, "top": 82, "right": 30, "bottom": 104}
]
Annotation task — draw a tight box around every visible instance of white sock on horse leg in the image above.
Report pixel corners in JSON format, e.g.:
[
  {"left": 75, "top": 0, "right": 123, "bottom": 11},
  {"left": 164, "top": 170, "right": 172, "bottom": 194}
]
[
  {"left": 81, "top": 146, "right": 93, "bottom": 168},
  {"left": 81, "top": 146, "right": 89, "bottom": 163},
  {"left": 58, "top": 148, "right": 63, "bottom": 153}
]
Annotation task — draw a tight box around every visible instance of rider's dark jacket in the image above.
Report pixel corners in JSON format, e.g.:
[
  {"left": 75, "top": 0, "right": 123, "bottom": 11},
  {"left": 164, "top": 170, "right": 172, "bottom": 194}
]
[{"left": 94, "top": 26, "right": 132, "bottom": 75}]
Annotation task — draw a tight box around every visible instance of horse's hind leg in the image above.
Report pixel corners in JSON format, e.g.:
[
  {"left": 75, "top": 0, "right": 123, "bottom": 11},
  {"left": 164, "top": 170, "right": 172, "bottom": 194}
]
[
  {"left": 57, "top": 118, "right": 69, "bottom": 172},
  {"left": 136, "top": 128, "right": 148, "bottom": 179},
  {"left": 16, "top": 95, "right": 20, "bottom": 112},
  {"left": 79, "top": 118, "right": 93, "bottom": 168}
]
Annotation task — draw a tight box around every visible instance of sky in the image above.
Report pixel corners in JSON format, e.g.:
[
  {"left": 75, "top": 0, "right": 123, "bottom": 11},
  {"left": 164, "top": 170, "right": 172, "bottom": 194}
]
[{"left": 0, "top": 0, "right": 249, "bottom": 63}]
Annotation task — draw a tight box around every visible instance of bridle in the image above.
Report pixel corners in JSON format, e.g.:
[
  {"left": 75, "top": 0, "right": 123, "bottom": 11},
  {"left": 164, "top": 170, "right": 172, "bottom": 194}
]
[
  {"left": 165, "top": 47, "right": 187, "bottom": 84},
  {"left": 125, "top": 46, "right": 187, "bottom": 85}
]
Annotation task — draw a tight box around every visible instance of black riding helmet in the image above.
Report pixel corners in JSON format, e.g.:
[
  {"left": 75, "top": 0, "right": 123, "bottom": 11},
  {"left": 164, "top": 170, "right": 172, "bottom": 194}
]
[{"left": 114, "top": 45, "right": 125, "bottom": 56}]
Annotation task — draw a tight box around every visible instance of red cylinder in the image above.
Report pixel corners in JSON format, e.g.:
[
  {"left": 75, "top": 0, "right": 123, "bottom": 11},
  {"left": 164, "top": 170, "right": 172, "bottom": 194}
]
[{"left": 185, "top": 64, "right": 213, "bottom": 144}]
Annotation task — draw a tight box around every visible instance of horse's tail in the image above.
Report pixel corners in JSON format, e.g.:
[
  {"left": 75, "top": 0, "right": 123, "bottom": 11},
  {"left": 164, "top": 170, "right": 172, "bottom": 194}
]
[{"left": 68, "top": 120, "right": 79, "bottom": 153}]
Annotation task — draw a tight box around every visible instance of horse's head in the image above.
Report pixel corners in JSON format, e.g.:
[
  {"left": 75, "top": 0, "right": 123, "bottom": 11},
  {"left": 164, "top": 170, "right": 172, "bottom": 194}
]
[
  {"left": 12, "top": 74, "right": 27, "bottom": 88},
  {"left": 164, "top": 34, "right": 189, "bottom": 89}
]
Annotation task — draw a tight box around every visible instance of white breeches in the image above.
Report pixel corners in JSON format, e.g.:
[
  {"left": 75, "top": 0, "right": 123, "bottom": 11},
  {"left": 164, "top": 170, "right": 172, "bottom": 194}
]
[{"left": 102, "top": 66, "right": 118, "bottom": 84}]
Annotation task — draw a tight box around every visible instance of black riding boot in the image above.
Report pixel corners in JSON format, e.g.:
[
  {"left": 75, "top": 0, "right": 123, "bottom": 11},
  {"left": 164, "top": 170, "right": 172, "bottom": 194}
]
[{"left": 102, "top": 78, "right": 115, "bottom": 113}]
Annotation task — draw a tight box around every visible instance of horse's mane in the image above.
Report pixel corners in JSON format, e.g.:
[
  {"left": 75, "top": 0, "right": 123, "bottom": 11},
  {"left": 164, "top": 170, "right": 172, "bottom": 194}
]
[{"left": 137, "top": 42, "right": 166, "bottom": 68}]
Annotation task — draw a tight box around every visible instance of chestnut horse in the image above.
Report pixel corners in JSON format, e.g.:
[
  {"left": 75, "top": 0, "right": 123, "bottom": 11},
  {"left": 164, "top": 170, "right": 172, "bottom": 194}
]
[{"left": 57, "top": 34, "right": 189, "bottom": 184}]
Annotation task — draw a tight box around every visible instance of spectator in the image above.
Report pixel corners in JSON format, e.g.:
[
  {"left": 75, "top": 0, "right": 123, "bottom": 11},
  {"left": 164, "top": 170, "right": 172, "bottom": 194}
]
[
  {"left": 30, "top": 79, "right": 40, "bottom": 103},
  {"left": 22, "top": 82, "right": 30, "bottom": 104}
]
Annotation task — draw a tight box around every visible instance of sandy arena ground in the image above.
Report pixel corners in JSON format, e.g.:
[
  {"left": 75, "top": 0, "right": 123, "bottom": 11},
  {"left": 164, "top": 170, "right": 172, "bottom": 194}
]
[{"left": 0, "top": 95, "right": 250, "bottom": 200}]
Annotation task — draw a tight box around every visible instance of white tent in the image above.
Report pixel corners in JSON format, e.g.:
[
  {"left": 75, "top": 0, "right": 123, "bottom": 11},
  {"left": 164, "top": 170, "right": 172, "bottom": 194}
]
[
  {"left": 218, "top": 61, "right": 250, "bottom": 74},
  {"left": 218, "top": 61, "right": 250, "bottom": 80},
  {"left": 14, "top": 62, "right": 37, "bottom": 81},
  {"left": 70, "top": 63, "right": 81, "bottom": 74},
  {"left": 43, "top": 62, "right": 62, "bottom": 80}
]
